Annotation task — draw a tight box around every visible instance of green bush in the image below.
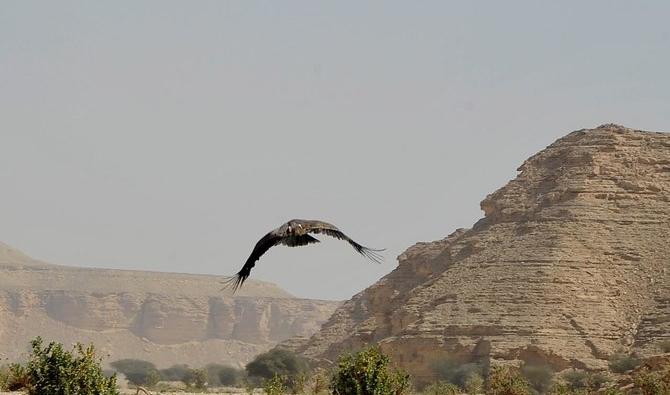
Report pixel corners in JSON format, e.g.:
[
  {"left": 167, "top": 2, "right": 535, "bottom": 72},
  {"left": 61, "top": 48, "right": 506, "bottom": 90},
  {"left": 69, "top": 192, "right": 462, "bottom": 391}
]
[
  {"left": 423, "top": 381, "right": 460, "bottom": 395},
  {"left": 310, "top": 370, "right": 329, "bottom": 394},
  {"left": 562, "top": 370, "right": 587, "bottom": 390},
  {"left": 110, "top": 358, "right": 159, "bottom": 386},
  {"left": 487, "top": 365, "right": 532, "bottom": 395},
  {"left": 264, "top": 373, "right": 288, "bottom": 395},
  {"left": 205, "top": 363, "right": 245, "bottom": 387},
  {"left": 160, "top": 364, "right": 207, "bottom": 389},
  {"left": 246, "top": 348, "right": 308, "bottom": 381},
  {"left": 634, "top": 367, "right": 670, "bottom": 395},
  {"left": 330, "top": 345, "right": 411, "bottom": 395},
  {"left": 160, "top": 363, "right": 192, "bottom": 381},
  {"left": 608, "top": 352, "right": 640, "bottom": 373},
  {"left": 521, "top": 363, "right": 554, "bottom": 393},
  {"left": 1, "top": 363, "right": 31, "bottom": 391},
  {"left": 25, "top": 337, "right": 118, "bottom": 395},
  {"left": 432, "top": 357, "right": 485, "bottom": 389},
  {"left": 557, "top": 370, "right": 611, "bottom": 393},
  {"left": 0, "top": 365, "right": 7, "bottom": 390},
  {"left": 586, "top": 372, "right": 610, "bottom": 391},
  {"left": 464, "top": 373, "right": 484, "bottom": 395},
  {"left": 191, "top": 368, "right": 207, "bottom": 389}
]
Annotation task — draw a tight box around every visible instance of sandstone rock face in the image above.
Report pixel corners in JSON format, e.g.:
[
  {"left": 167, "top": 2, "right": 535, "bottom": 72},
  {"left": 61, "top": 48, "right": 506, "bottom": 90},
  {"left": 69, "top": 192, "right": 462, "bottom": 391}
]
[
  {"left": 287, "top": 125, "right": 670, "bottom": 386},
  {"left": 0, "top": 242, "right": 339, "bottom": 367}
]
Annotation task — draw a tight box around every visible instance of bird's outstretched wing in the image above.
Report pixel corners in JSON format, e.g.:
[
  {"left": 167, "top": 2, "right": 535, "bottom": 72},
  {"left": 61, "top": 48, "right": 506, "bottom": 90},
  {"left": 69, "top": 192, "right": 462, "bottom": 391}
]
[
  {"left": 222, "top": 232, "right": 321, "bottom": 293},
  {"left": 221, "top": 231, "right": 282, "bottom": 293},
  {"left": 298, "top": 220, "right": 385, "bottom": 263}
]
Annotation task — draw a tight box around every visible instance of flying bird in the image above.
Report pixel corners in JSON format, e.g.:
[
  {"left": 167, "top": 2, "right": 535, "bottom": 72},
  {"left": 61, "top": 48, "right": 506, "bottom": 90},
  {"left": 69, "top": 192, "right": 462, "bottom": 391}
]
[{"left": 222, "top": 219, "right": 384, "bottom": 292}]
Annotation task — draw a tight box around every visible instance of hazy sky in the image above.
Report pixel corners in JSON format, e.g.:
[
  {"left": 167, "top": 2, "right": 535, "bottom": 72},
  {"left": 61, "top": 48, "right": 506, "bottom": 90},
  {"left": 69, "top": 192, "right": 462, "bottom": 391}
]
[{"left": 1, "top": 1, "right": 669, "bottom": 300}]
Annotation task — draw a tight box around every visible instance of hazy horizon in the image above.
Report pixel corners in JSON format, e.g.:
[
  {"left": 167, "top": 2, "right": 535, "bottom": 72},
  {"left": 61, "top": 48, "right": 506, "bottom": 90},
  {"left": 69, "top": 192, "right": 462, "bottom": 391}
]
[{"left": 2, "top": 1, "right": 669, "bottom": 300}]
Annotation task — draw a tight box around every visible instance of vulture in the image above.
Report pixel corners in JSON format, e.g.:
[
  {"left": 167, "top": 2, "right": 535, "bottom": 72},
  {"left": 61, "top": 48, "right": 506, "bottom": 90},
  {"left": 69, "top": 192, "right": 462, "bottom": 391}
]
[{"left": 222, "top": 219, "right": 384, "bottom": 292}]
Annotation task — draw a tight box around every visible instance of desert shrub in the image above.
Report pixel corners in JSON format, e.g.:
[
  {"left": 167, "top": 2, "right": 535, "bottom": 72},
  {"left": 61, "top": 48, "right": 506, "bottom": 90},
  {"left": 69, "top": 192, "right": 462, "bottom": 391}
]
[
  {"left": 191, "top": 368, "right": 208, "bottom": 389},
  {"left": 264, "top": 373, "right": 287, "bottom": 395},
  {"left": 432, "top": 357, "right": 485, "bottom": 389},
  {"left": 562, "top": 370, "right": 588, "bottom": 390},
  {"left": 311, "top": 370, "right": 329, "bottom": 394},
  {"left": 330, "top": 345, "right": 411, "bottom": 395},
  {"left": 244, "top": 378, "right": 256, "bottom": 394},
  {"left": 521, "top": 363, "right": 554, "bottom": 393},
  {"left": 205, "top": 363, "right": 244, "bottom": 387},
  {"left": 1, "top": 363, "right": 31, "bottom": 391},
  {"left": 549, "top": 385, "right": 621, "bottom": 395},
  {"left": 547, "top": 383, "right": 575, "bottom": 394},
  {"left": 487, "top": 365, "right": 532, "bottom": 395},
  {"left": 287, "top": 372, "right": 307, "bottom": 394},
  {"left": 658, "top": 340, "right": 670, "bottom": 353},
  {"left": 246, "top": 348, "right": 308, "bottom": 381},
  {"left": 25, "top": 336, "right": 118, "bottom": 395},
  {"left": 560, "top": 370, "right": 610, "bottom": 393},
  {"left": 111, "top": 358, "right": 159, "bottom": 386},
  {"left": 464, "top": 372, "right": 484, "bottom": 394},
  {"left": 608, "top": 352, "right": 640, "bottom": 373},
  {"left": 586, "top": 372, "right": 610, "bottom": 391},
  {"left": 0, "top": 365, "right": 7, "bottom": 390},
  {"left": 159, "top": 363, "right": 203, "bottom": 386},
  {"left": 634, "top": 367, "right": 670, "bottom": 395},
  {"left": 160, "top": 363, "right": 192, "bottom": 381},
  {"left": 423, "top": 381, "right": 460, "bottom": 395},
  {"left": 602, "top": 389, "right": 626, "bottom": 395}
]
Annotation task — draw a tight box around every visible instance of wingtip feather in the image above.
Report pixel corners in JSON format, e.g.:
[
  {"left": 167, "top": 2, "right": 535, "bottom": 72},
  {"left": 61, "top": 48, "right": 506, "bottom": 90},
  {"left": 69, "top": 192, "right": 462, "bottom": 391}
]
[
  {"left": 220, "top": 273, "right": 247, "bottom": 293},
  {"left": 360, "top": 246, "right": 384, "bottom": 264}
]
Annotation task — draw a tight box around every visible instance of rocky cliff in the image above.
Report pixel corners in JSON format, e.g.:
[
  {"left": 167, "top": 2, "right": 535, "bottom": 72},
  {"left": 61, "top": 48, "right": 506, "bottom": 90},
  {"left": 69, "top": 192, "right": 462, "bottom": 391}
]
[
  {"left": 0, "top": 242, "right": 340, "bottom": 368},
  {"left": 286, "top": 124, "right": 670, "bottom": 386}
]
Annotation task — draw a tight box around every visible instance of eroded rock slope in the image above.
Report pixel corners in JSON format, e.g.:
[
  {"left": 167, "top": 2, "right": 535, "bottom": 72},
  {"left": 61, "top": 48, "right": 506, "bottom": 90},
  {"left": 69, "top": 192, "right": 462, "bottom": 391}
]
[{"left": 287, "top": 125, "right": 670, "bottom": 385}]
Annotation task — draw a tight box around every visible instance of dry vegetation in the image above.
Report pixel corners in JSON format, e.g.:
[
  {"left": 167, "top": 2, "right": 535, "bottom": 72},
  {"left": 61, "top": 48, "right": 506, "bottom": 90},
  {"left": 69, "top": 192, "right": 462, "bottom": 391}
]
[{"left": 3, "top": 338, "right": 670, "bottom": 394}]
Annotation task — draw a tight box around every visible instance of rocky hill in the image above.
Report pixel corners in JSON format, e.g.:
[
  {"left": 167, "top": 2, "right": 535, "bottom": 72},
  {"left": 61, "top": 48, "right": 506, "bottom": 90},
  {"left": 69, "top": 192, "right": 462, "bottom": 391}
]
[
  {"left": 286, "top": 124, "right": 670, "bottom": 386},
  {"left": 0, "top": 242, "right": 340, "bottom": 368}
]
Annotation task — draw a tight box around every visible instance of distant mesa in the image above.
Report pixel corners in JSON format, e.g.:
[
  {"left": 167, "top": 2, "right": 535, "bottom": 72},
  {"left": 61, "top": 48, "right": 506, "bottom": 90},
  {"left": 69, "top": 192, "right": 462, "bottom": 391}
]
[
  {"left": 283, "top": 124, "right": 670, "bottom": 386},
  {"left": 0, "top": 241, "right": 340, "bottom": 368}
]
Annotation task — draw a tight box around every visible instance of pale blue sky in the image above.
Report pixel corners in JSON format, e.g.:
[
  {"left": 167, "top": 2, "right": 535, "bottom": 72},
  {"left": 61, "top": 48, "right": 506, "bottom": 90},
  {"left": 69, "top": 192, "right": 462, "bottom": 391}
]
[{"left": 1, "top": 1, "right": 669, "bottom": 300}]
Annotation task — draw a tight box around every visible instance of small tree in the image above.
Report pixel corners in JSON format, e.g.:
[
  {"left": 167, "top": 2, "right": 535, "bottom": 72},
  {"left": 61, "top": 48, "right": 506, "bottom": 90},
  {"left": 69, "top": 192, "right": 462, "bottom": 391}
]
[
  {"left": 160, "top": 364, "right": 192, "bottom": 381},
  {"left": 330, "top": 345, "right": 411, "bottom": 395},
  {"left": 111, "top": 359, "right": 158, "bottom": 387},
  {"left": 25, "top": 337, "right": 118, "bottom": 395},
  {"left": 221, "top": 366, "right": 245, "bottom": 387},
  {"left": 246, "top": 349, "right": 308, "bottom": 381}
]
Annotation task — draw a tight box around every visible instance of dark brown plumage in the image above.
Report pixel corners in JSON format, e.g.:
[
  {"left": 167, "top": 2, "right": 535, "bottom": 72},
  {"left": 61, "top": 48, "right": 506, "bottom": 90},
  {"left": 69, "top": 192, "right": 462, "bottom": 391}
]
[{"left": 222, "top": 219, "right": 383, "bottom": 292}]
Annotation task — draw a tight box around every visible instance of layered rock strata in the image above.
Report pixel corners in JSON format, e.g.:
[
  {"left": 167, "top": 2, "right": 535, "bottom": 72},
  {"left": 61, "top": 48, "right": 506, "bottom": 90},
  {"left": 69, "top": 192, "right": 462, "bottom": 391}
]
[
  {"left": 0, "top": 242, "right": 339, "bottom": 367},
  {"left": 287, "top": 125, "right": 670, "bottom": 386}
]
